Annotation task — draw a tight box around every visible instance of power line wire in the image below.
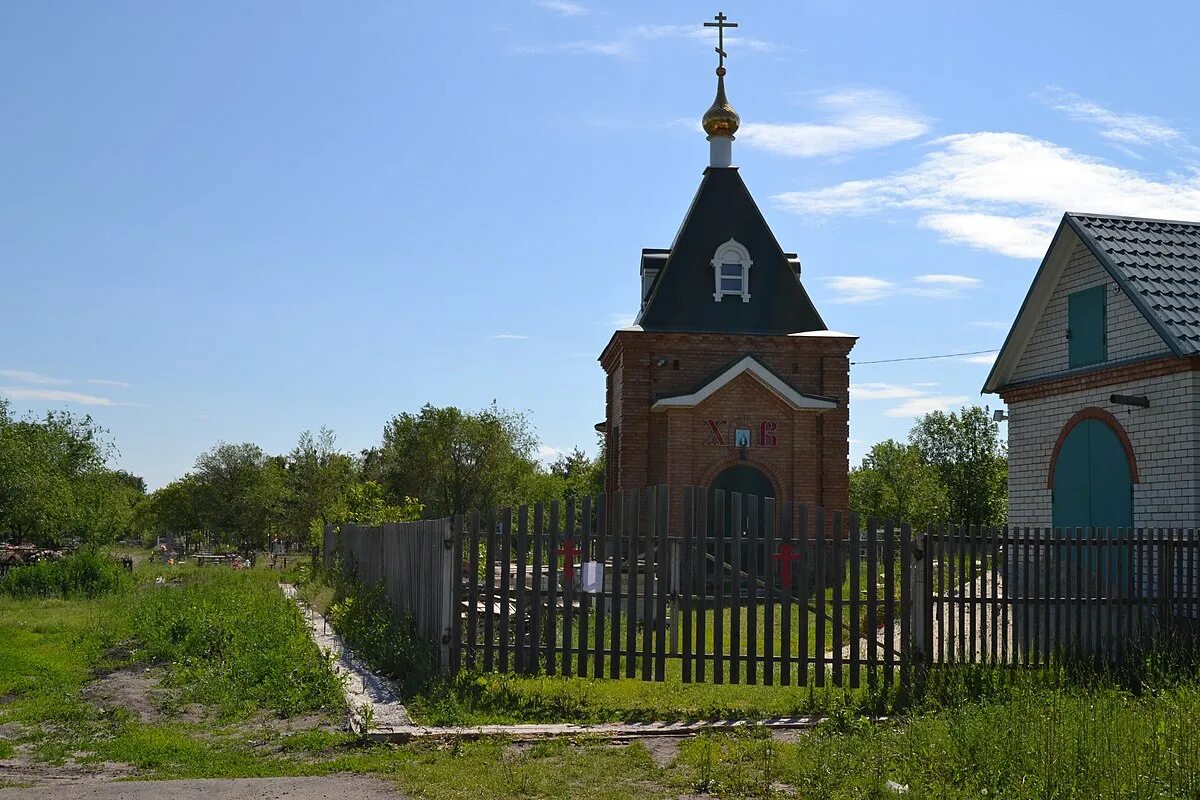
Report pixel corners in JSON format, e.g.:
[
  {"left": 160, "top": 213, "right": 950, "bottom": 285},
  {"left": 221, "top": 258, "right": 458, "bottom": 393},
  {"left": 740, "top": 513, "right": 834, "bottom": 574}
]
[{"left": 851, "top": 347, "right": 999, "bottom": 366}]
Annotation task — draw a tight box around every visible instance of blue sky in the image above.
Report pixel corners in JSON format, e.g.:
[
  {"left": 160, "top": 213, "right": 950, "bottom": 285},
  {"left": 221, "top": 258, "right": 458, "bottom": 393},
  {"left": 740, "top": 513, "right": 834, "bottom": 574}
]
[{"left": 4, "top": 1, "right": 1200, "bottom": 489}]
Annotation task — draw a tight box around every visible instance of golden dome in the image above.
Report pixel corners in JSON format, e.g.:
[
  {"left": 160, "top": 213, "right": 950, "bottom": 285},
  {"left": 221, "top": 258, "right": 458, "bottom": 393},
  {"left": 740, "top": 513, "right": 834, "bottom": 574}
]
[{"left": 702, "top": 67, "right": 739, "bottom": 138}]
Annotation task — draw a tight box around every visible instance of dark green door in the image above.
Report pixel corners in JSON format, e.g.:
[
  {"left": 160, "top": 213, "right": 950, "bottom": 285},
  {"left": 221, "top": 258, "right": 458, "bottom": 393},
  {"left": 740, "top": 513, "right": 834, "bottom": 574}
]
[
  {"left": 1052, "top": 419, "right": 1133, "bottom": 530},
  {"left": 1052, "top": 418, "right": 1133, "bottom": 579}
]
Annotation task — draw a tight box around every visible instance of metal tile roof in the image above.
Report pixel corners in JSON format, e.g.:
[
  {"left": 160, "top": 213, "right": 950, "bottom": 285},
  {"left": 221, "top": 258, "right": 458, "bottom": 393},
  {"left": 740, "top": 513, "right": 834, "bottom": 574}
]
[{"left": 1069, "top": 213, "right": 1200, "bottom": 355}]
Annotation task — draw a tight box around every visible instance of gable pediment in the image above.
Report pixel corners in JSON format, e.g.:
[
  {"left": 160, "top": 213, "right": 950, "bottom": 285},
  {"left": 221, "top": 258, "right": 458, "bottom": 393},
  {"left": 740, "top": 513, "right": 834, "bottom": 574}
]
[{"left": 651, "top": 355, "right": 837, "bottom": 412}]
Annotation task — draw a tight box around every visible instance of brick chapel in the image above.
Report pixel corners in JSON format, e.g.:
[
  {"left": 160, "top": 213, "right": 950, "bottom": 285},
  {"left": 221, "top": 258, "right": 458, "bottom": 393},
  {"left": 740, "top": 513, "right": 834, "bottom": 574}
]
[{"left": 597, "top": 17, "right": 855, "bottom": 527}]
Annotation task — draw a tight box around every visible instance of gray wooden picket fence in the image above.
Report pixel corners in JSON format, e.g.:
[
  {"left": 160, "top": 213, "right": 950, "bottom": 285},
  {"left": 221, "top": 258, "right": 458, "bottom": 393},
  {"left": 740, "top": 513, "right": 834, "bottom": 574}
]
[{"left": 324, "top": 487, "right": 1200, "bottom": 690}]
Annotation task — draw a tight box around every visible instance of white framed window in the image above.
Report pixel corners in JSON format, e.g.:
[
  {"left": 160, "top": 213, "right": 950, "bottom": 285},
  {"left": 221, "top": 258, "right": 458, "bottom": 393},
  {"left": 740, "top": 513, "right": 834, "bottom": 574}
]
[{"left": 711, "top": 238, "right": 752, "bottom": 302}]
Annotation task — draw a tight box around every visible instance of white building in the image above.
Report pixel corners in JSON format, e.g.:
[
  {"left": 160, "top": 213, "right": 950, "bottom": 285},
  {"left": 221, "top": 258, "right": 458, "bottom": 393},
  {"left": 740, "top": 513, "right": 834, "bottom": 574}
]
[{"left": 984, "top": 213, "right": 1200, "bottom": 528}]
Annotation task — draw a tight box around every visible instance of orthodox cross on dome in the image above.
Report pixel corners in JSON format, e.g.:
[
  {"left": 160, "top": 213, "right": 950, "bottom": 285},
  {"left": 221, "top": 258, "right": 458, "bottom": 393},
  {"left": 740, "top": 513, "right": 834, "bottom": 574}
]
[{"left": 703, "top": 11, "right": 738, "bottom": 71}]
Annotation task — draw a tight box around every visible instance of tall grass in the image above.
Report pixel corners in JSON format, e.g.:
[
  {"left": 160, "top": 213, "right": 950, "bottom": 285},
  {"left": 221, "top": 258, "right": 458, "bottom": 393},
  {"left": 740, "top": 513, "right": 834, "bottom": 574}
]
[
  {"left": 129, "top": 569, "right": 345, "bottom": 717},
  {"left": 0, "top": 548, "right": 131, "bottom": 599}
]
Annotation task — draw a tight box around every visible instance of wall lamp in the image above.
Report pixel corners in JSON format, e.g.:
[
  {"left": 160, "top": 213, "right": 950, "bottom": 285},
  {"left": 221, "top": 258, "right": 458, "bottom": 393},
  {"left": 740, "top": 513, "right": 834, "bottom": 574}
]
[
  {"left": 1110, "top": 394, "right": 1150, "bottom": 409},
  {"left": 992, "top": 409, "right": 1009, "bottom": 422}
]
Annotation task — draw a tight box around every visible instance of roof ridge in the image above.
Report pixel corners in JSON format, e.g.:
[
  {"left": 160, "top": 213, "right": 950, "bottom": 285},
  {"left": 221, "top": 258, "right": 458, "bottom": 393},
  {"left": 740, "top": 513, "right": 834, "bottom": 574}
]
[{"left": 1068, "top": 211, "right": 1200, "bottom": 228}]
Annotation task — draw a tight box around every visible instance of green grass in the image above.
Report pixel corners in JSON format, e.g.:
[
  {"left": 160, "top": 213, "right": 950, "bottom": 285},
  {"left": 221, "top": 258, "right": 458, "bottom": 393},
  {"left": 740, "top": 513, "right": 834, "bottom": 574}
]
[
  {"left": 4, "top": 556, "right": 1200, "bottom": 798},
  {"left": 129, "top": 568, "right": 344, "bottom": 717}
]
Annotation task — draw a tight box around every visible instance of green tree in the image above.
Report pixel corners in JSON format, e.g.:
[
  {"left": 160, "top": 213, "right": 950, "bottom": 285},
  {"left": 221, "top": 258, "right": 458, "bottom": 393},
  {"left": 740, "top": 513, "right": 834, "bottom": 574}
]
[
  {"left": 909, "top": 405, "right": 1008, "bottom": 526},
  {"left": 193, "top": 442, "right": 276, "bottom": 552},
  {"left": 0, "top": 402, "right": 112, "bottom": 546},
  {"left": 376, "top": 403, "right": 539, "bottom": 517},
  {"left": 68, "top": 469, "right": 144, "bottom": 545},
  {"left": 850, "top": 439, "right": 948, "bottom": 528},
  {"left": 280, "top": 428, "right": 355, "bottom": 550}
]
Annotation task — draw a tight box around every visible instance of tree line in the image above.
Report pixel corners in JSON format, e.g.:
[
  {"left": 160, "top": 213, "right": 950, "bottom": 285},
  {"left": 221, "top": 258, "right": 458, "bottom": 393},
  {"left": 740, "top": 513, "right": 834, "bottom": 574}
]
[
  {"left": 2, "top": 395, "right": 1005, "bottom": 551},
  {"left": 1, "top": 400, "right": 602, "bottom": 553},
  {"left": 849, "top": 405, "right": 1008, "bottom": 528}
]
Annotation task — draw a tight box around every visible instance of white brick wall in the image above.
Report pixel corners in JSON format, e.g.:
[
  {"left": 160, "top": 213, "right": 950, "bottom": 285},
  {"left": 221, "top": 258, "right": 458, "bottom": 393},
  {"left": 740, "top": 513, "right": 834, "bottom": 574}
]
[
  {"left": 1011, "top": 239, "right": 1169, "bottom": 383},
  {"left": 1008, "top": 370, "right": 1200, "bottom": 527}
]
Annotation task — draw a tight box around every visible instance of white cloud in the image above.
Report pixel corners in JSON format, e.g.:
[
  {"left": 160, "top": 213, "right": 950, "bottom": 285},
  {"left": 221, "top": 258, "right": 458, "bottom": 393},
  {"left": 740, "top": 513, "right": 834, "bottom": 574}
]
[
  {"left": 514, "top": 21, "right": 780, "bottom": 60},
  {"left": 0, "top": 369, "right": 69, "bottom": 385},
  {"left": 537, "top": 445, "right": 563, "bottom": 463},
  {"left": 493, "top": 334, "right": 533, "bottom": 340},
  {"left": 1, "top": 387, "right": 116, "bottom": 406},
  {"left": 774, "top": 131, "right": 1200, "bottom": 259},
  {"left": 826, "top": 276, "right": 896, "bottom": 304},
  {"left": 851, "top": 383, "right": 928, "bottom": 400},
  {"left": 85, "top": 378, "right": 133, "bottom": 388},
  {"left": 740, "top": 90, "right": 929, "bottom": 158},
  {"left": 913, "top": 274, "right": 980, "bottom": 287},
  {"left": 534, "top": 0, "right": 588, "bottom": 16},
  {"left": 826, "top": 272, "right": 981, "bottom": 303},
  {"left": 610, "top": 313, "right": 637, "bottom": 328},
  {"left": 959, "top": 353, "right": 999, "bottom": 365},
  {"left": 1039, "top": 86, "right": 1188, "bottom": 149},
  {"left": 884, "top": 395, "right": 970, "bottom": 418},
  {"left": 912, "top": 382, "right": 940, "bottom": 387}
]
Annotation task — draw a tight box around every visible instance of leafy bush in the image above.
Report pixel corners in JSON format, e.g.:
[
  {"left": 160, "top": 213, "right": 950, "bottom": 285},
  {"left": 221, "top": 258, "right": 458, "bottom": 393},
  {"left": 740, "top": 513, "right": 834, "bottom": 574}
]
[
  {"left": 0, "top": 548, "right": 131, "bottom": 598},
  {"left": 129, "top": 569, "right": 344, "bottom": 717},
  {"left": 328, "top": 582, "right": 438, "bottom": 700}
]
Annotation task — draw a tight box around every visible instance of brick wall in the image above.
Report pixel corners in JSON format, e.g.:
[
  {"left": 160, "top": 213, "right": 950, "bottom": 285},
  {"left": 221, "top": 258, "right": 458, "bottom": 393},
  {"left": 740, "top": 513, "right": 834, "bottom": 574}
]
[
  {"left": 599, "top": 330, "right": 854, "bottom": 531},
  {"left": 1011, "top": 239, "right": 1169, "bottom": 383},
  {"left": 1007, "top": 368, "right": 1200, "bottom": 527}
]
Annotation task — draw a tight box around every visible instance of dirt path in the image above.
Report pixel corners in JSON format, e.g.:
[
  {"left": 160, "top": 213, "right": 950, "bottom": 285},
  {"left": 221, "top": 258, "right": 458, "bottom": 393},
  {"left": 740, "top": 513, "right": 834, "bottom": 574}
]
[{"left": 0, "top": 774, "right": 407, "bottom": 799}]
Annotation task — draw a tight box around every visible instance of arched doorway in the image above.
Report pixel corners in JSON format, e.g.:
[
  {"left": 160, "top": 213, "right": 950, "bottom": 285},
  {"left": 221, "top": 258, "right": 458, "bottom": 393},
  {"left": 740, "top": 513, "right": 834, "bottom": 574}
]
[
  {"left": 708, "top": 465, "right": 775, "bottom": 591},
  {"left": 1051, "top": 416, "right": 1134, "bottom": 530}
]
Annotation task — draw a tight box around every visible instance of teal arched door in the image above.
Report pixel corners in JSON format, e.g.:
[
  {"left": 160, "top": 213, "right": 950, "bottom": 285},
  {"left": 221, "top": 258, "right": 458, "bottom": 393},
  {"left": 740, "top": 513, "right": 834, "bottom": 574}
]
[{"left": 1051, "top": 417, "right": 1133, "bottom": 530}]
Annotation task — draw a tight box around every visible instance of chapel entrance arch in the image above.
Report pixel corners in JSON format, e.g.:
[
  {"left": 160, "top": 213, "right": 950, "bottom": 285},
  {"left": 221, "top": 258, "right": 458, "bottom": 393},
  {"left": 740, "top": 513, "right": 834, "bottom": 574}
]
[{"left": 707, "top": 465, "right": 775, "bottom": 592}]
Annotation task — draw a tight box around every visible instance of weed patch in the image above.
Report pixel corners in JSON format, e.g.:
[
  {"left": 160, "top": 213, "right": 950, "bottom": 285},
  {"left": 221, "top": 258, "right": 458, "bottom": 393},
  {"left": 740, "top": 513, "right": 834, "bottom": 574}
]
[
  {"left": 128, "top": 569, "right": 345, "bottom": 718},
  {"left": 0, "top": 549, "right": 131, "bottom": 599}
]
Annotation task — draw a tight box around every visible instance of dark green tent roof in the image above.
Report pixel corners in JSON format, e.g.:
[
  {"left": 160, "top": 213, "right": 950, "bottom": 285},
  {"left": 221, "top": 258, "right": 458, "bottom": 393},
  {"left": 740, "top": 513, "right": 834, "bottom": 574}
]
[{"left": 636, "top": 167, "right": 826, "bottom": 335}]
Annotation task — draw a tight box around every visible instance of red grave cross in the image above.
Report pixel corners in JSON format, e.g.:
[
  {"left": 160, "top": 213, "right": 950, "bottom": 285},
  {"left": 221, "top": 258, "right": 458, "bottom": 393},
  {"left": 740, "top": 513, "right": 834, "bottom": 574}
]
[
  {"left": 771, "top": 543, "right": 803, "bottom": 586},
  {"left": 555, "top": 538, "right": 585, "bottom": 586}
]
